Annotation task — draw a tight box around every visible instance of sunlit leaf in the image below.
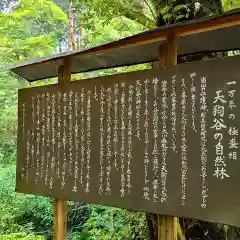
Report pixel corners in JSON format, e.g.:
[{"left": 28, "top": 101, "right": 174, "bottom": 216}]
[
  {"left": 163, "top": 13, "right": 173, "bottom": 20},
  {"left": 175, "top": 14, "right": 185, "bottom": 20},
  {"left": 161, "top": 5, "right": 170, "bottom": 14},
  {"left": 174, "top": 4, "right": 185, "bottom": 12}
]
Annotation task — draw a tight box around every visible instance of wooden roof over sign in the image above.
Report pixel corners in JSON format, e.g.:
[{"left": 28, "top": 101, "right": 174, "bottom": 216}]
[{"left": 9, "top": 8, "right": 240, "bottom": 82}]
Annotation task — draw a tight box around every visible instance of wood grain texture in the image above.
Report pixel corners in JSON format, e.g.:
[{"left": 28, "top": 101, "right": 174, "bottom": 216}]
[{"left": 54, "top": 199, "right": 67, "bottom": 240}]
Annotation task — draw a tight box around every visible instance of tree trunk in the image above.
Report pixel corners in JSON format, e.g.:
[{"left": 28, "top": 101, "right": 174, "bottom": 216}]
[{"left": 68, "top": 1, "right": 76, "bottom": 51}]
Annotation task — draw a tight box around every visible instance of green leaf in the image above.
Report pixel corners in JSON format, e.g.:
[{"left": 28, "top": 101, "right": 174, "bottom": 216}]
[
  {"left": 175, "top": 14, "right": 185, "bottom": 20},
  {"left": 161, "top": 6, "right": 170, "bottom": 14},
  {"left": 174, "top": 4, "right": 185, "bottom": 12},
  {"left": 163, "top": 14, "right": 173, "bottom": 20},
  {"left": 88, "top": 217, "right": 97, "bottom": 223}
]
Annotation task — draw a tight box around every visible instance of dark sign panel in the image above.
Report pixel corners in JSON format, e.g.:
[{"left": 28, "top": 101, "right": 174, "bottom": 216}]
[{"left": 17, "top": 56, "right": 240, "bottom": 226}]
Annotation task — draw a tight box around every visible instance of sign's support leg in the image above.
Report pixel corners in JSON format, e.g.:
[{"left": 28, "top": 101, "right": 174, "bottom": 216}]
[
  {"left": 54, "top": 199, "right": 67, "bottom": 240},
  {"left": 54, "top": 58, "right": 72, "bottom": 240},
  {"left": 157, "top": 215, "right": 178, "bottom": 240},
  {"left": 157, "top": 34, "right": 178, "bottom": 240}
]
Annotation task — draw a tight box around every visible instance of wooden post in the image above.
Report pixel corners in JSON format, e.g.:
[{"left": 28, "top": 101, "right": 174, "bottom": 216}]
[
  {"left": 53, "top": 58, "right": 72, "bottom": 240},
  {"left": 53, "top": 4, "right": 74, "bottom": 239},
  {"left": 157, "top": 34, "right": 178, "bottom": 240},
  {"left": 54, "top": 199, "right": 67, "bottom": 240}
]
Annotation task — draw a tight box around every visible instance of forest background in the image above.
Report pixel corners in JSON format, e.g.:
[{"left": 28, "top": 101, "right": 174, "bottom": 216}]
[{"left": 0, "top": 0, "right": 240, "bottom": 239}]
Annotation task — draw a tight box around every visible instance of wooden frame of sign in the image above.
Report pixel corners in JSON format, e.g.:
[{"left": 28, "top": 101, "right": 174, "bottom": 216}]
[{"left": 11, "top": 10, "right": 240, "bottom": 240}]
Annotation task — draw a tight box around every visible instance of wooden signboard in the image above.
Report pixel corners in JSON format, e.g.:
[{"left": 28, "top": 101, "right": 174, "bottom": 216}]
[{"left": 17, "top": 55, "right": 240, "bottom": 227}]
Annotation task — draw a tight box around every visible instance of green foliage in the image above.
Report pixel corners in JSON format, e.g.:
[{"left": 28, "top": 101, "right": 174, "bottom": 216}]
[
  {"left": 0, "top": 1, "right": 236, "bottom": 240},
  {"left": 68, "top": 202, "right": 91, "bottom": 233},
  {"left": 0, "top": 165, "right": 92, "bottom": 239},
  {"left": 222, "top": 0, "right": 240, "bottom": 10},
  {"left": 0, "top": 0, "right": 67, "bottom": 64},
  {"left": 82, "top": 17, "right": 146, "bottom": 48},
  {"left": 158, "top": 1, "right": 189, "bottom": 24},
  {"left": 75, "top": 205, "right": 147, "bottom": 240},
  {"left": 0, "top": 71, "right": 21, "bottom": 164},
  {"left": 0, "top": 234, "right": 44, "bottom": 240},
  {"left": 160, "top": 5, "right": 171, "bottom": 14},
  {"left": 0, "top": 0, "right": 67, "bottom": 164},
  {"left": 0, "top": 166, "right": 22, "bottom": 234},
  {"left": 0, "top": 165, "right": 52, "bottom": 236},
  {"left": 76, "top": 0, "right": 156, "bottom": 29},
  {"left": 0, "top": 165, "right": 146, "bottom": 239},
  {"left": 15, "top": 196, "right": 53, "bottom": 236}
]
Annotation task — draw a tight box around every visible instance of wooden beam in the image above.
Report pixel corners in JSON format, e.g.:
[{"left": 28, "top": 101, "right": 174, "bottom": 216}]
[
  {"left": 176, "top": 16, "right": 240, "bottom": 37},
  {"left": 68, "top": 15, "right": 240, "bottom": 59},
  {"left": 166, "top": 35, "right": 178, "bottom": 66},
  {"left": 14, "top": 13, "right": 240, "bottom": 71},
  {"left": 63, "top": 57, "right": 72, "bottom": 84},
  {"left": 53, "top": 57, "right": 72, "bottom": 240},
  {"left": 57, "top": 65, "right": 63, "bottom": 84}
]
